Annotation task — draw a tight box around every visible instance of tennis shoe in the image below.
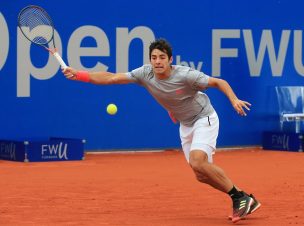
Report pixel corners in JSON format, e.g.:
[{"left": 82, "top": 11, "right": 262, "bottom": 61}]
[
  {"left": 231, "top": 192, "right": 254, "bottom": 223},
  {"left": 228, "top": 193, "right": 261, "bottom": 221},
  {"left": 247, "top": 194, "right": 261, "bottom": 214}
]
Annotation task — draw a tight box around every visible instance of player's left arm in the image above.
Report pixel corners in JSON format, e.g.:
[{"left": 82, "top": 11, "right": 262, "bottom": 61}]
[
  {"left": 62, "top": 67, "right": 134, "bottom": 85},
  {"left": 207, "top": 77, "right": 251, "bottom": 116}
]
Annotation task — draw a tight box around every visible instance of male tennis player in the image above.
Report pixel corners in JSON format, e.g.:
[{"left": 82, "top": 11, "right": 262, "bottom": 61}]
[{"left": 62, "top": 38, "right": 260, "bottom": 223}]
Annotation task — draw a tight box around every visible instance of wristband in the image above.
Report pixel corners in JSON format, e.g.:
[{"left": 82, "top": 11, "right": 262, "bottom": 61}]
[{"left": 75, "top": 71, "right": 90, "bottom": 82}]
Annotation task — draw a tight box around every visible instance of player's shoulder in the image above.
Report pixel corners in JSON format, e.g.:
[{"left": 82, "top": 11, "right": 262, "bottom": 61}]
[
  {"left": 129, "top": 64, "right": 152, "bottom": 76},
  {"left": 173, "top": 65, "right": 207, "bottom": 77},
  {"left": 129, "top": 64, "right": 153, "bottom": 82},
  {"left": 172, "top": 65, "right": 199, "bottom": 77},
  {"left": 141, "top": 64, "right": 153, "bottom": 72},
  {"left": 173, "top": 65, "right": 196, "bottom": 73},
  {"left": 140, "top": 64, "right": 154, "bottom": 78},
  {"left": 133, "top": 64, "right": 153, "bottom": 76}
]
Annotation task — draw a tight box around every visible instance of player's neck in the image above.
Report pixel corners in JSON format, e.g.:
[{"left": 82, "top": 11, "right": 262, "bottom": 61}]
[{"left": 154, "top": 66, "right": 173, "bottom": 80}]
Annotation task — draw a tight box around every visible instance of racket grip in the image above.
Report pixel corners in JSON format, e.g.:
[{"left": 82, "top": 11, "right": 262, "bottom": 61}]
[{"left": 53, "top": 52, "right": 67, "bottom": 69}]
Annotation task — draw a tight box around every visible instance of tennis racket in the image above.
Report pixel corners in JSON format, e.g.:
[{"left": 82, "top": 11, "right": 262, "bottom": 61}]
[{"left": 18, "top": 5, "right": 67, "bottom": 70}]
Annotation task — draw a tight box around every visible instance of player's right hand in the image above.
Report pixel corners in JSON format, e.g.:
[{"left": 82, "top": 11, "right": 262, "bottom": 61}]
[{"left": 62, "top": 67, "right": 78, "bottom": 80}]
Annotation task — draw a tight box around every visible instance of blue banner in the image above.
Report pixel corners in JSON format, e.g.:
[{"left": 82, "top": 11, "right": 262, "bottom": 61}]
[
  {"left": 0, "top": 138, "right": 85, "bottom": 162},
  {"left": 1, "top": 0, "right": 304, "bottom": 150},
  {"left": 0, "top": 140, "right": 26, "bottom": 161},
  {"left": 263, "top": 131, "right": 304, "bottom": 152}
]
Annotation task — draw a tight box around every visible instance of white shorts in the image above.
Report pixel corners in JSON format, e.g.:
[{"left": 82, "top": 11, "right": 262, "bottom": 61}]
[{"left": 179, "top": 111, "right": 219, "bottom": 163}]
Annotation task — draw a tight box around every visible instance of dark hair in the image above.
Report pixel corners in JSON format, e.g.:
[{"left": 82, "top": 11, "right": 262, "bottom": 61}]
[{"left": 149, "top": 38, "right": 173, "bottom": 60}]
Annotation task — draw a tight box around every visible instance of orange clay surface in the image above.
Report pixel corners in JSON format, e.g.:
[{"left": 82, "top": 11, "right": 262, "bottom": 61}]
[{"left": 0, "top": 148, "right": 303, "bottom": 226}]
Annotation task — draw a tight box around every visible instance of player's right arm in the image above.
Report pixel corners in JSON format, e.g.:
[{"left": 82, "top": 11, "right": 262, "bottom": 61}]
[{"left": 62, "top": 67, "right": 134, "bottom": 85}]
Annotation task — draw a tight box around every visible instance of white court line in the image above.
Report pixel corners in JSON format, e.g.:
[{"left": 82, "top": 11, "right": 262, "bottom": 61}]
[{"left": 85, "top": 146, "right": 262, "bottom": 154}]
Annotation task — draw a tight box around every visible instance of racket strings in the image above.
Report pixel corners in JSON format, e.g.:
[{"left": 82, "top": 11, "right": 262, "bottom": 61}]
[{"left": 19, "top": 7, "right": 54, "bottom": 45}]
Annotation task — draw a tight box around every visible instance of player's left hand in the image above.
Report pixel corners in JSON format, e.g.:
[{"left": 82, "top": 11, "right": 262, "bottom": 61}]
[{"left": 232, "top": 99, "right": 251, "bottom": 116}]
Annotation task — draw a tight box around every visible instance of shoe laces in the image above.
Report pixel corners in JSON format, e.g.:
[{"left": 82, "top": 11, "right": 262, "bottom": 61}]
[{"left": 232, "top": 192, "right": 246, "bottom": 209}]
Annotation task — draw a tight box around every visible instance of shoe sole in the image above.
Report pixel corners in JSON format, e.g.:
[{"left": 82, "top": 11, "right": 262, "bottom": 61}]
[{"left": 231, "top": 197, "right": 254, "bottom": 223}]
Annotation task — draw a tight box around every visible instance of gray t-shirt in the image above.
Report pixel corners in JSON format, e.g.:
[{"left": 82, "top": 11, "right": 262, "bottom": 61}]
[{"left": 127, "top": 64, "right": 215, "bottom": 126}]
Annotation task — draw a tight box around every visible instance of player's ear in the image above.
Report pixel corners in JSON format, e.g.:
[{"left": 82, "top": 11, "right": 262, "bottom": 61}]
[{"left": 169, "top": 56, "right": 173, "bottom": 64}]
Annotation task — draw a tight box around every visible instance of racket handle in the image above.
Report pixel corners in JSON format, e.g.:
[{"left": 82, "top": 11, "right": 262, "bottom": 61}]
[{"left": 53, "top": 52, "right": 67, "bottom": 69}]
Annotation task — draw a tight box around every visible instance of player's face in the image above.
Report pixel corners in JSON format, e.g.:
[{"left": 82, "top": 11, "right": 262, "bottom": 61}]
[{"left": 150, "top": 49, "right": 173, "bottom": 76}]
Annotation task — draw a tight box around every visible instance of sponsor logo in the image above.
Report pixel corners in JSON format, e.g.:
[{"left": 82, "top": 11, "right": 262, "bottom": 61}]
[
  {"left": 41, "top": 142, "right": 68, "bottom": 160},
  {"left": 271, "top": 134, "right": 289, "bottom": 150},
  {"left": 0, "top": 142, "right": 16, "bottom": 160}
]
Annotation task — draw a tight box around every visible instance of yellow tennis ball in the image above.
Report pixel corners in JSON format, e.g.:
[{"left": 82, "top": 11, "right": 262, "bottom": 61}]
[{"left": 107, "top": 103, "right": 117, "bottom": 115}]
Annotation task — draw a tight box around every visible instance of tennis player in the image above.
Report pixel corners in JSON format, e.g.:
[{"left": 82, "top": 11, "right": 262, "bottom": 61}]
[{"left": 62, "top": 38, "right": 260, "bottom": 223}]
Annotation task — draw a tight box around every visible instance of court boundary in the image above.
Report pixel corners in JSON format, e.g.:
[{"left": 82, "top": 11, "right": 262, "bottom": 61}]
[{"left": 85, "top": 145, "right": 262, "bottom": 154}]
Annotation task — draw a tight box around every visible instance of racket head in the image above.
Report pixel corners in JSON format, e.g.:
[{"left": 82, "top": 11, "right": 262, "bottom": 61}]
[{"left": 18, "top": 5, "right": 55, "bottom": 47}]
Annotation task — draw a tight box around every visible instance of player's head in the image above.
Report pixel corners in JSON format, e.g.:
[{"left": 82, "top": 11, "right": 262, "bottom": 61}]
[
  {"left": 149, "top": 38, "right": 173, "bottom": 60},
  {"left": 149, "top": 38, "right": 173, "bottom": 75}
]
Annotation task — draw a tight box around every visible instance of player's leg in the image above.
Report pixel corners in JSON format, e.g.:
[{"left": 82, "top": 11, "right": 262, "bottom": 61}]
[
  {"left": 189, "top": 149, "right": 233, "bottom": 192},
  {"left": 188, "top": 112, "right": 232, "bottom": 192},
  {"left": 180, "top": 112, "right": 255, "bottom": 222},
  {"left": 180, "top": 112, "right": 236, "bottom": 192},
  {"left": 189, "top": 150, "right": 254, "bottom": 222}
]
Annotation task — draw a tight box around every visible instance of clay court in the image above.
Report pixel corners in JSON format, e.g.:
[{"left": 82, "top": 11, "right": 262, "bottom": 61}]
[{"left": 0, "top": 148, "right": 303, "bottom": 226}]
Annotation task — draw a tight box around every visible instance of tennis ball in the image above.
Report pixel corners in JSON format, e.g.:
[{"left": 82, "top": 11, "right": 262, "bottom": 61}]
[{"left": 107, "top": 103, "right": 117, "bottom": 115}]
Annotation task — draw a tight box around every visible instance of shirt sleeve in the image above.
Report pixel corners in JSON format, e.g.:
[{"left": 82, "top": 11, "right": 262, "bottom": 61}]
[
  {"left": 126, "top": 66, "right": 146, "bottom": 84},
  {"left": 186, "top": 68, "right": 210, "bottom": 90}
]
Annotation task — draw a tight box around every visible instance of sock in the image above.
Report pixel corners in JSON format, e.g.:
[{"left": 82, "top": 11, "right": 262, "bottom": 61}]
[{"left": 228, "top": 186, "right": 244, "bottom": 200}]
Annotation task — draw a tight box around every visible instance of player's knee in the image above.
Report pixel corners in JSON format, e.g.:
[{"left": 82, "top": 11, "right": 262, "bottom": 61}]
[
  {"left": 189, "top": 150, "right": 208, "bottom": 171},
  {"left": 189, "top": 151, "right": 210, "bottom": 183}
]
